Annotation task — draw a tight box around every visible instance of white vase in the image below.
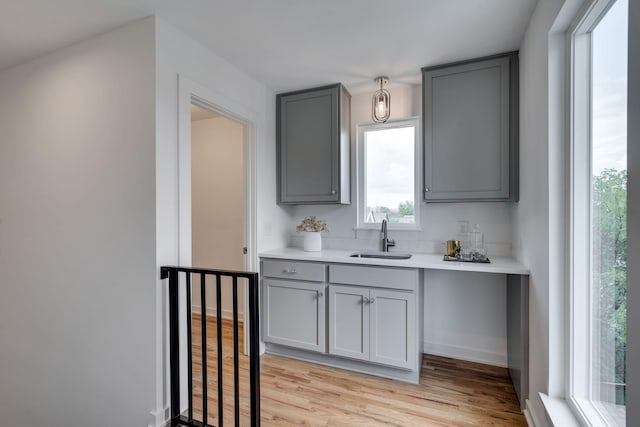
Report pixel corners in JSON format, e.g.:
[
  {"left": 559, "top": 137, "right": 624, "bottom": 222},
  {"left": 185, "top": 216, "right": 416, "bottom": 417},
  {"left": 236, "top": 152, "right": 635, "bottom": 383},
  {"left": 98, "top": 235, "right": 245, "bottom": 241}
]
[{"left": 303, "top": 231, "right": 322, "bottom": 252}]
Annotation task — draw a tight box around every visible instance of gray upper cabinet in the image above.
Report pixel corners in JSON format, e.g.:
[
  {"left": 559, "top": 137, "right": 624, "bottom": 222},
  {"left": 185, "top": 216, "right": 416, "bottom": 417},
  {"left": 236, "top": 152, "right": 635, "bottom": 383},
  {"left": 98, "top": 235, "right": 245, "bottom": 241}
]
[
  {"left": 277, "top": 83, "right": 351, "bottom": 204},
  {"left": 422, "top": 52, "right": 519, "bottom": 202}
]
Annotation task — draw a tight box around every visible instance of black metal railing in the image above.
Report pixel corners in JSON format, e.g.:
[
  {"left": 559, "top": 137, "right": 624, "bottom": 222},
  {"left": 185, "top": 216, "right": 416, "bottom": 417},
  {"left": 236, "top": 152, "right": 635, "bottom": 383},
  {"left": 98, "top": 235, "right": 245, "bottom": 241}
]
[{"left": 161, "top": 266, "right": 260, "bottom": 427}]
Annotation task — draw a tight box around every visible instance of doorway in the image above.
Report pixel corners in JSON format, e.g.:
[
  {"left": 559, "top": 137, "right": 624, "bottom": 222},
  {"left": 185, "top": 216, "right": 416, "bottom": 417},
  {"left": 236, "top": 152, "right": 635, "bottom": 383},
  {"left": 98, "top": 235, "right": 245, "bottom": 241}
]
[{"left": 190, "top": 102, "right": 246, "bottom": 333}]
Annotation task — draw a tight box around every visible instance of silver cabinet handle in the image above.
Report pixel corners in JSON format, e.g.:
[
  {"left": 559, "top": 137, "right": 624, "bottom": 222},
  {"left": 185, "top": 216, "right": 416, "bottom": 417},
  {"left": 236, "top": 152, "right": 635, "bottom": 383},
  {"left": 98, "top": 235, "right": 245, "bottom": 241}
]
[
  {"left": 330, "top": 189, "right": 337, "bottom": 195},
  {"left": 425, "top": 187, "right": 430, "bottom": 193},
  {"left": 370, "top": 297, "right": 375, "bottom": 304},
  {"left": 318, "top": 291, "right": 324, "bottom": 297},
  {"left": 282, "top": 268, "right": 297, "bottom": 274},
  {"left": 363, "top": 297, "right": 370, "bottom": 304}
]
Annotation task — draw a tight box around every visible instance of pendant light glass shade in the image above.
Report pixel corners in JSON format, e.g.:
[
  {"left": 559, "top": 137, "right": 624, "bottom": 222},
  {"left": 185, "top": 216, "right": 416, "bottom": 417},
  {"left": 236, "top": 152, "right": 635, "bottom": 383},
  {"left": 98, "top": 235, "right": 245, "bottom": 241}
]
[{"left": 372, "top": 76, "right": 390, "bottom": 123}]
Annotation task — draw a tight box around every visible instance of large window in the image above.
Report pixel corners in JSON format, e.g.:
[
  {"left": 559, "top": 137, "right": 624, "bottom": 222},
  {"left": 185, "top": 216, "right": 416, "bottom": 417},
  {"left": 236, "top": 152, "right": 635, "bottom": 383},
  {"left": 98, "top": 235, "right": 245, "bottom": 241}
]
[
  {"left": 570, "top": 0, "right": 628, "bottom": 425},
  {"left": 356, "top": 118, "right": 420, "bottom": 229}
]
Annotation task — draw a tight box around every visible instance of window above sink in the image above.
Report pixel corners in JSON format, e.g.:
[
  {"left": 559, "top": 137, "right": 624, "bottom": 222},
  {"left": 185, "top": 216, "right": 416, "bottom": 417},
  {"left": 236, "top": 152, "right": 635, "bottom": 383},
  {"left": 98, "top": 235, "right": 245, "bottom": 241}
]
[{"left": 356, "top": 117, "right": 421, "bottom": 230}]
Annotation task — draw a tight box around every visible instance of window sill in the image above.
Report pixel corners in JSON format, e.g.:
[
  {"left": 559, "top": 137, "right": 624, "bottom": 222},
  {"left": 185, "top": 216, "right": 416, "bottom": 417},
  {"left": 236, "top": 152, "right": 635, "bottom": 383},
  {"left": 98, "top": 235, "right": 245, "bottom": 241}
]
[{"left": 539, "top": 393, "right": 581, "bottom": 427}]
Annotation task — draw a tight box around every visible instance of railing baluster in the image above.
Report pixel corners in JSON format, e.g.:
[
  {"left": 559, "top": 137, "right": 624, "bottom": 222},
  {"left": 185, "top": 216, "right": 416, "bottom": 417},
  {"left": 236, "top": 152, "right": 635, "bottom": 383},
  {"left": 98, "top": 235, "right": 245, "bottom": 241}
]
[
  {"left": 216, "top": 274, "right": 224, "bottom": 427},
  {"left": 232, "top": 276, "right": 240, "bottom": 426},
  {"left": 200, "top": 273, "right": 208, "bottom": 426},
  {"left": 186, "top": 273, "right": 193, "bottom": 422}
]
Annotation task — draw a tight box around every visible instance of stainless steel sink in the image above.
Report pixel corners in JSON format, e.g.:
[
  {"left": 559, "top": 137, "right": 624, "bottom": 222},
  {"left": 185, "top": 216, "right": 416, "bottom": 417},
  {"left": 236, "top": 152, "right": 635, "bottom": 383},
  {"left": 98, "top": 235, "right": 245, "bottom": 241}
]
[{"left": 349, "top": 252, "right": 412, "bottom": 260}]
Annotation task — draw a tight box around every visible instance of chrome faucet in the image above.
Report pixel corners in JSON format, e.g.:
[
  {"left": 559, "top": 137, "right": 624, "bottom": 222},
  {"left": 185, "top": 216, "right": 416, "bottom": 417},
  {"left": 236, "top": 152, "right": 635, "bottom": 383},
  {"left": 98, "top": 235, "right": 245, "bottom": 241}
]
[{"left": 381, "top": 219, "right": 396, "bottom": 252}]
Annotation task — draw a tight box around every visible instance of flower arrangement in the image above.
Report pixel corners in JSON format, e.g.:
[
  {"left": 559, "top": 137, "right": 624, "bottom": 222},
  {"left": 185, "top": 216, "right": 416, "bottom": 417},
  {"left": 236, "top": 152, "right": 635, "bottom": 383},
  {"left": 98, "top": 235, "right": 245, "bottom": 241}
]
[{"left": 296, "top": 216, "right": 329, "bottom": 232}]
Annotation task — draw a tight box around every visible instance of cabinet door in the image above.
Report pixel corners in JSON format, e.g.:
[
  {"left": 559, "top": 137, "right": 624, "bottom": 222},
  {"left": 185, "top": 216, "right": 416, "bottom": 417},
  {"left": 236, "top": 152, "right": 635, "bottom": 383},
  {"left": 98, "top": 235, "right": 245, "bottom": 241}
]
[
  {"left": 263, "top": 279, "right": 326, "bottom": 353},
  {"left": 277, "top": 84, "right": 350, "bottom": 204},
  {"left": 423, "top": 53, "right": 517, "bottom": 201},
  {"left": 369, "top": 289, "right": 416, "bottom": 369},
  {"left": 328, "top": 285, "right": 369, "bottom": 361}
]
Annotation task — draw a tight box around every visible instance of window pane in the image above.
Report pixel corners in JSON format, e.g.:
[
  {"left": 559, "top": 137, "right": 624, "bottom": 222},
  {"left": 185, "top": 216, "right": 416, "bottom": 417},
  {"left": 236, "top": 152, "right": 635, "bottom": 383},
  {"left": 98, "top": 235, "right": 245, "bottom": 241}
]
[
  {"left": 590, "top": 0, "right": 627, "bottom": 424},
  {"left": 364, "top": 126, "right": 415, "bottom": 224}
]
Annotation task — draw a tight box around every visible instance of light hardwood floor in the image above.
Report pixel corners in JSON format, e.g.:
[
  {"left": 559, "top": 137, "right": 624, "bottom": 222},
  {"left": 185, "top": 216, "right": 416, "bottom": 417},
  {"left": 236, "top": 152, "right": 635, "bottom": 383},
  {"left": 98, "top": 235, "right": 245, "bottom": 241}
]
[{"left": 186, "top": 315, "right": 526, "bottom": 426}]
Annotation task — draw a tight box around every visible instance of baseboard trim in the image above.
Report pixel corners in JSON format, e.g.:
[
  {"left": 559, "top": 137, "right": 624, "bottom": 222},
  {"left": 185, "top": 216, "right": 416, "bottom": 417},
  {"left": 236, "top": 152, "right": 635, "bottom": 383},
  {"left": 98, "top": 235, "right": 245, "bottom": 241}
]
[
  {"left": 148, "top": 406, "right": 169, "bottom": 427},
  {"left": 525, "top": 397, "right": 551, "bottom": 427},
  {"left": 524, "top": 405, "right": 535, "bottom": 427},
  {"left": 423, "top": 341, "right": 507, "bottom": 367}
]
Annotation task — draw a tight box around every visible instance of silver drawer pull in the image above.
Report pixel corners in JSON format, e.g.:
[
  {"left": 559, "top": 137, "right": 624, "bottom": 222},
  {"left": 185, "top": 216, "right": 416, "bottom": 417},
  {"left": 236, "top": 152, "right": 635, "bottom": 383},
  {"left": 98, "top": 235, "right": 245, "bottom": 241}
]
[
  {"left": 282, "top": 268, "right": 297, "bottom": 274},
  {"left": 363, "top": 297, "right": 370, "bottom": 304},
  {"left": 318, "top": 291, "right": 324, "bottom": 297},
  {"left": 369, "top": 297, "right": 375, "bottom": 304}
]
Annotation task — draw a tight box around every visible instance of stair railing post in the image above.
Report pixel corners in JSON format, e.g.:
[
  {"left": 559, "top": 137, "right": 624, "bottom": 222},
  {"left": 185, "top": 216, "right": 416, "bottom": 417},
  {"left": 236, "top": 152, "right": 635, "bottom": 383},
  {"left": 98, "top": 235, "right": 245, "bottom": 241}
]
[
  {"left": 168, "top": 268, "right": 181, "bottom": 426},
  {"left": 248, "top": 273, "right": 261, "bottom": 426}
]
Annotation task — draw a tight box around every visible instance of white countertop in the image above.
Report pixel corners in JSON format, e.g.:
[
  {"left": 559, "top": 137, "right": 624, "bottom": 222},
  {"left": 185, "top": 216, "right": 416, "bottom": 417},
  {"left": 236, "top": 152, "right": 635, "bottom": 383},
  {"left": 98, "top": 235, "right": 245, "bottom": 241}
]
[{"left": 259, "top": 248, "right": 530, "bottom": 275}]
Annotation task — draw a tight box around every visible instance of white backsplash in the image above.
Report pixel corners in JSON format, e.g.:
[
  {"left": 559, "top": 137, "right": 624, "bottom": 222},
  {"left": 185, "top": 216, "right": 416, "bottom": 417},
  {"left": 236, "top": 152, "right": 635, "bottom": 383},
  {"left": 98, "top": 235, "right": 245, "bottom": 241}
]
[{"left": 288, "top": 202, "right": 514, "bottom": 257}]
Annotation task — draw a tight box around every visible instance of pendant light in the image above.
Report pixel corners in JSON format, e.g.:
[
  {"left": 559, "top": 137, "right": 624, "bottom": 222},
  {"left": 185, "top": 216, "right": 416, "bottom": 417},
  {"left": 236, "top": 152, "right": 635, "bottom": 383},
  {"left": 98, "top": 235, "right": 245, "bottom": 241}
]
[{"left": 372, "top": 76, "right": 390, "bottom": 123}]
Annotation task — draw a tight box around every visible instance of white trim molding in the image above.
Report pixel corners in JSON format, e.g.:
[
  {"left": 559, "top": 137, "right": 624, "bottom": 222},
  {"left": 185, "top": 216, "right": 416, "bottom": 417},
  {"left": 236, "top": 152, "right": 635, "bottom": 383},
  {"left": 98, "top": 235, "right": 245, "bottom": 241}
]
[
  {"left": 540, "top": 393, "right": 581, "bottom": 427},
  {"left": 355, "top": 117, "right": 422, "bottom": 231},
  {"left": 148, "top": 406, "right": 170, "bottom": 427},
  {"left": 174, "top": 73, "right": 260, "bottom": 415},
  {"left": 177, "top": 73, "right": 259, "bottom": 336},
  {"left": 177, "top": 74, "right": 259, "bottom": 274}
]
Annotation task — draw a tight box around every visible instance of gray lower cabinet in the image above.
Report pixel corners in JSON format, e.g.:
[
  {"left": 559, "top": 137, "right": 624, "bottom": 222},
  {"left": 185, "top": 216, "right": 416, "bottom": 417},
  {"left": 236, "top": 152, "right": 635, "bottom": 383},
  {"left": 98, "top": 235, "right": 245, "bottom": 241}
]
[
  {"left": 422, "top": 52, "right": 519, "bottom": 202},
  {"left": 261, "top": 258, "right": 422, "bottom": 382},
  {"left": 262, "top": 259, "right": 327, "bottom": 353},
  {"left": 328, "top": 264, "right": 421, "bottom": 371},
  {"left": 329, "top": 285, "right": 416, "bottom": 369},
  {"left": 507, "top": 274, "right": 529, "bottom": 409},
  {"left": 276, "top": 83, "right": 351, "bottom": 205}
]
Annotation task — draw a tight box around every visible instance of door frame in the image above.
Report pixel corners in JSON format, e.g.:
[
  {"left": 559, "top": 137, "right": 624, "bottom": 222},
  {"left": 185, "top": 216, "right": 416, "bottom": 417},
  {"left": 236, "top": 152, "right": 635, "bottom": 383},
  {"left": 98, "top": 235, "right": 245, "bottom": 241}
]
[{"left": 177, "top": 74, "right": 258, "bottom": 353}]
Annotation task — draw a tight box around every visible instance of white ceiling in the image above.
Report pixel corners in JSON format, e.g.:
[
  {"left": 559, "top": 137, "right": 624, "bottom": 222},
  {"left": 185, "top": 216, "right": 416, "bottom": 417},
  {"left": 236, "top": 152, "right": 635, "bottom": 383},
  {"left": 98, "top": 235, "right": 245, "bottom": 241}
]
[{"left": 1, "top": 0, "right": 537, "bottom": 93}]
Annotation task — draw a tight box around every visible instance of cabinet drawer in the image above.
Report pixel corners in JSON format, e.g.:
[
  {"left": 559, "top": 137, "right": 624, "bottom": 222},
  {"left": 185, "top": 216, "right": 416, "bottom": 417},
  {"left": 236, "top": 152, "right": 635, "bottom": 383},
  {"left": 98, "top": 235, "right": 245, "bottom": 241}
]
[
  {"left": 329, "top": 264, "right": 418, "bottom": 291},
  {"left": 262, "top": 259, "right": 326, "bottom": 282}
]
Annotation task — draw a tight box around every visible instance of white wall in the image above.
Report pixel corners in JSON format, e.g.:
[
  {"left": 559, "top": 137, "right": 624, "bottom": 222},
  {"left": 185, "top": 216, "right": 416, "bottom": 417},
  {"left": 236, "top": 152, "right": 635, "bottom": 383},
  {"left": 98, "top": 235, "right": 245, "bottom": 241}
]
[
  {"left": 0, "top": 18, "right": 157, "bottom": 426},
  {"left": 423, "top": 270, "right": 507, "bottom": 365},
  {"left": 154, "top": 17, "right": 289, "bottom": 423},
  {"left": 191, "top": 115, "right": 245, "bottom": 318},
  {"left": 290, "top": 82, "right": 513, "bottom": 366}
]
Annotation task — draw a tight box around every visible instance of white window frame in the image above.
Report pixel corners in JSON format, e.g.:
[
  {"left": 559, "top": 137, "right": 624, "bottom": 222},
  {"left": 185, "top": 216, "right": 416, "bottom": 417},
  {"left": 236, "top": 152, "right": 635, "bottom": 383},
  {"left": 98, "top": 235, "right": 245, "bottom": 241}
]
[
  {"left": 356, "top": 117, "right": 421, "bottom": 230},
  {"left": 568, "top": 0, "right": 626, "bottom": 425}
]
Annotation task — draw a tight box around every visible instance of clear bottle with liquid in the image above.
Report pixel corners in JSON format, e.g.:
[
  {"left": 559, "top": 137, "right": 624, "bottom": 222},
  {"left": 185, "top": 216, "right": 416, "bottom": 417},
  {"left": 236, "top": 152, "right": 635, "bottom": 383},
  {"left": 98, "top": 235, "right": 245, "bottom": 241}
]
[
  {"left": 457, "top": 221, "right": 470, "bottom": 259},
  {"left": 470, "top": 223, "right": 486, "bottom": 259}
]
